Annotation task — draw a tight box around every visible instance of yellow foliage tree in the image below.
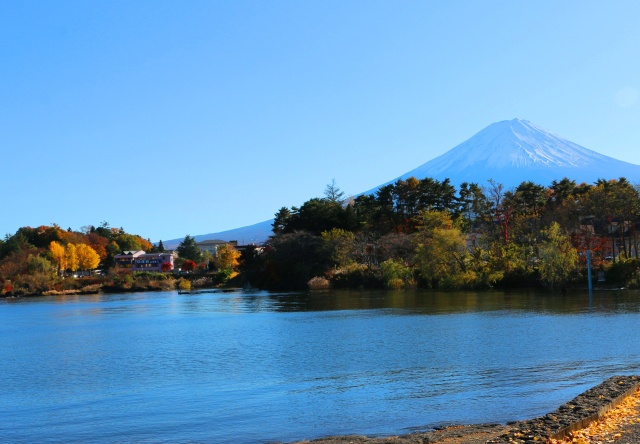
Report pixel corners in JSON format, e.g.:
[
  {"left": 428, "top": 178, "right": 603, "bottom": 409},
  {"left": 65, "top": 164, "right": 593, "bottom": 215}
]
[
  {"left": 76, "top": 243, "right": 101, "bottom": 271},
  {"left": 49, "top": 241, "right": 67, "bottom": 274},
  {"left": 538, "top": 222, "right": 578, "bottom": 288},
  {"left": 215, "top": 244, "right": 241, "bottom": 272},
  {"left": 65, "top": 243, "right": 79, "bottom": 273},
  {"left": 414, "top": 209, "right": 470, "bottom": 288}
]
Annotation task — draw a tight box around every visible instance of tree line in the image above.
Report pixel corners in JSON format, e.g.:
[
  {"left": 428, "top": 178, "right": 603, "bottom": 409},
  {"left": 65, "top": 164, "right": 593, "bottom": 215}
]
[
  {"left": 0, "top": 223, "right": 245, "bottom": 296},
  {"left": 4, "top": 176, "right": 640, "bottom": 295},
  {"left": 242, "top": 176, "right": 640, "bottom": 290},
  {"left": 0, "top": 222, "right": 161, "bottom": 295}
]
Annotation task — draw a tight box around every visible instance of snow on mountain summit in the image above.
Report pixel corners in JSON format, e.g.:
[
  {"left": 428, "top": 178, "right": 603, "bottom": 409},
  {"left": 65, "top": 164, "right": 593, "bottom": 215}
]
[
  {"left": 421, "top": 118, "right": 607, "bottom": 172},
  {"left": 374, "top": 118, "right": 640, "bottom": 190}
]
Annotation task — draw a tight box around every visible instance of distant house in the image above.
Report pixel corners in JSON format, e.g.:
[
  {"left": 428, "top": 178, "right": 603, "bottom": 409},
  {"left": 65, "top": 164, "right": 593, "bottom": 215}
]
[
  {"left": 132, "top": 252, "right": 175, "bottom": 272},
  {"left": 114, "top": 250, "right": 145, "bottom": 268},
  {"left": 196, "top": 240, "right": 238, "bottom": 257},
  {"left": 114, "top": 250, "right": 175, "bottom": 272}
]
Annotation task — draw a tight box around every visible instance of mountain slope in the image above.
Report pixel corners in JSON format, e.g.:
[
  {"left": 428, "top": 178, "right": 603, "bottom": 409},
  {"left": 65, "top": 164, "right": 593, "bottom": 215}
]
[
  {"left": 370, "top": 118, "right": 640, "bottom": 191},
  {"left": 163, "top": 220, "right": 273, "bottom": 250}
]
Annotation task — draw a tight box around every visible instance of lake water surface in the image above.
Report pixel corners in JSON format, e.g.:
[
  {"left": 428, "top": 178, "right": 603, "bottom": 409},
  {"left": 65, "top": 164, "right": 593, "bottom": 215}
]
[{"left": 2, "top": 289, "right": 640, "bottom": 443}]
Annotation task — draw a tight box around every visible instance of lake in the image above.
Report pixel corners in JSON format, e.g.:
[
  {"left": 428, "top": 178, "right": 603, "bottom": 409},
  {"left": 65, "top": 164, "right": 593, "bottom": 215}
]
[{"left": 1, "top": 288, "right": 640, "bottom": 443}]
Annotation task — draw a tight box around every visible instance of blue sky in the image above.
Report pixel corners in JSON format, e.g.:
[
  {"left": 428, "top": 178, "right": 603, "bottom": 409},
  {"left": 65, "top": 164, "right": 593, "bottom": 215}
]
[{"left": 2, "top": 1, "right": 639, "bottom": 242}]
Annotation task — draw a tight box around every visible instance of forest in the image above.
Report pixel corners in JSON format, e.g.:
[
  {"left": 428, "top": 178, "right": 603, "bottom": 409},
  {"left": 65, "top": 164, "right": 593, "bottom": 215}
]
[
  {"left": 241, "top": 177, "right": 640, "bottom": 291},
  {"left": 3, "top": 176, "right": 640, "bottom": 296}
]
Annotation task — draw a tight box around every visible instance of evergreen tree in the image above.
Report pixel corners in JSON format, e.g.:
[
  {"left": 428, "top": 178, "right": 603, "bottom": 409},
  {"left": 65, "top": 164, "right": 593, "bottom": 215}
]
[
  {"left": 177, "top": 235, "right": 202, "bottom": 262},
  {"left": 324, "top": 179, "right": 345, "bottom": 204},
  {"left": 272, "top": 207, "right": 292, "bottom": 235}
]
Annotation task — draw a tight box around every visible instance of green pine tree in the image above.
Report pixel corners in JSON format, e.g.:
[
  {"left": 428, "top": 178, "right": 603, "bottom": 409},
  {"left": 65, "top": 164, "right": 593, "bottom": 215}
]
[{"left": 177, "top": 235, "right": 202, "bottom": 262}]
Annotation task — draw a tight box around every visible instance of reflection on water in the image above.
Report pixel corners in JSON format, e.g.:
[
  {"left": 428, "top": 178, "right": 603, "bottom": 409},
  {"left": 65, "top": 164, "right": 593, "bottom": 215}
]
[
  {"left": 172, "top": 288, "right": 640, "bottom": 314},
  {"left": 1, "top": 288, "right": 640, "bottom": 443}
]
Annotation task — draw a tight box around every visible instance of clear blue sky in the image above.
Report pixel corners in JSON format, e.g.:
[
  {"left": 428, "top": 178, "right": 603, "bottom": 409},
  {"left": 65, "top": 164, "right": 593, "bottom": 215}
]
[{"left": 2, "top": 1, "right": 639, "bottom": 242}]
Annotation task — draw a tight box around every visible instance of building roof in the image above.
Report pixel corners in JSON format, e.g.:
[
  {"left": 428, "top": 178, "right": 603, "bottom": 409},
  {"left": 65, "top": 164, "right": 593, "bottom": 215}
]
[{"left": 114, "top": 250, "right": 146, "bottom": 258}]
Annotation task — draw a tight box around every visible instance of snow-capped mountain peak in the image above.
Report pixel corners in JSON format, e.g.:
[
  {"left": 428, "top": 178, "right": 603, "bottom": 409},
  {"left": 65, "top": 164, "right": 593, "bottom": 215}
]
[{"left": 375, "top": 118, "right": 637, "bottom": 190}]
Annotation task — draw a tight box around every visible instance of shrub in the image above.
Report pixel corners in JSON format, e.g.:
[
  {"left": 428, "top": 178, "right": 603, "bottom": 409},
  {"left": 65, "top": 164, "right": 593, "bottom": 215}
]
[
  {"left": 211, "top": 269, "right": 232, "bottom": 285},
  {"left": 308, "top": 276, "right": 331, "bottom": 290},
  {"left": 106, "top": 271, "right": 134, "bottom": 290},
  {"left": 440, "top": 269, "right": 481, "bottom": 290},
  {"left": 607, "top": 258, "right": 640, "bottom": 285},
  {"left": 386, "top": 278, "right": 405, "bottom": 290},
  {"left": 132, "top": 271, "right": 171, "bottom": 281},
  {"left": 380, "top": 259, "right": 415, "bottom": 289},
  {"left": 178, "top": 278, "right": 191, "bottom": 291},
  {"left": 2, "top": 282, "right": 13, "bottom": 295},
  {"left": 329, "top": 264, "right": 384, "bottom": 289},
  {"left": 626, "top": 268, "right": 640, "bottom": 289}
]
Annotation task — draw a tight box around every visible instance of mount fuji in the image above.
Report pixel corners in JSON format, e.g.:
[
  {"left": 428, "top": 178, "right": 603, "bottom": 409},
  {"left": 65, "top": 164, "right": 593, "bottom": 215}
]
[
  {"left": 165, "top": 119, "right": 640, "bottom": 247},
  {"left": 369, "top": 118, "right": 640, "bottom": 192}
]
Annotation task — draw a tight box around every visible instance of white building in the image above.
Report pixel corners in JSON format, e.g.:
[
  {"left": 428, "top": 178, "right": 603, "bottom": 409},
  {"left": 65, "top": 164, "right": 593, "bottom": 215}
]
[{"left": 196, "top": 239, "right": 237, "bottom": 257}]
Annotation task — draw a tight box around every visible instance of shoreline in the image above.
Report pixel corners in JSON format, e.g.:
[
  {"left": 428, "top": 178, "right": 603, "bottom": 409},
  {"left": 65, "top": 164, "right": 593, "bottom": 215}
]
[{"left": 300, "top": 375, "right": 640, "bottom": 444}]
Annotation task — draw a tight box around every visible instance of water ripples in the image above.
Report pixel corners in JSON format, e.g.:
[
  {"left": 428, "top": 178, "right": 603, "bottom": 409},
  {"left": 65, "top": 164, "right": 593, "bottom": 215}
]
[{"left": 2, "top": 289, "right": 640, "bottom": 442}]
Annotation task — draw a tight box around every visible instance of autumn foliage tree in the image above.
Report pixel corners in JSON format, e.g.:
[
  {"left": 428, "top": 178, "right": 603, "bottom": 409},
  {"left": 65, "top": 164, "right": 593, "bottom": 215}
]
[
  {"left": 182, "top": 260, "right": 197, "bottom": 272},
  {"left": 76, "top": 244, "right": 101, "bottom": 272},
  {"left": 414, "top": 210, "right": 469, "bottom": 288},
  {"left": 1, "top": 222, "right": 168, "bottom": 294},
  {"left": 65, "top": 244, "right": 79, "bottom": 274},
  {"left": 49, "top": 241, "right": 67, "bottom": 274},
  {"left": 538, "top": 222, "right": 578, "bottom": 288},
  {"left": 215, "top": 244, "right": 241, "bottom": 272}
]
